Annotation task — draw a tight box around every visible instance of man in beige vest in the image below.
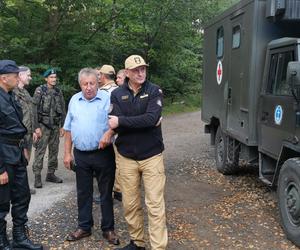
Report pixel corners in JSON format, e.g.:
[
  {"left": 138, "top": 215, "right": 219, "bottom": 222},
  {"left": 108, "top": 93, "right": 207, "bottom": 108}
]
[{"left": 99, "top": 65, "right": 122, "bottom": 202}]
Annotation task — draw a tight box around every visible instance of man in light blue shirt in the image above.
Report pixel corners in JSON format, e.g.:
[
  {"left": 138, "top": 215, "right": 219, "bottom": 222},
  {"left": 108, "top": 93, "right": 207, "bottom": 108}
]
[
  {"left": 63, "top": 84, "right": 110, "bottom": 151},
  {"left": 63, "top": 68, "right": 119, "bottom": 245}
]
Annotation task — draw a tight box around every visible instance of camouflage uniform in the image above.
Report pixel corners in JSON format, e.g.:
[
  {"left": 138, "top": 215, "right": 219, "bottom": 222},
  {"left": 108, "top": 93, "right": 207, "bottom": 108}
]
[
  {"left": 13, "top": 87, "right": 38, "bottom": 157},
  {"left": 32, "top": 84, "right": 66, "bottom": 176}
]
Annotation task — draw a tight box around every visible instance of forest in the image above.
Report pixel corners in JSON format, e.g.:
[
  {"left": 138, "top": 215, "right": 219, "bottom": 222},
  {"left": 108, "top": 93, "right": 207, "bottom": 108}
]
[{"left": 0, "top": 0, "right": 238, "bottom": 105}]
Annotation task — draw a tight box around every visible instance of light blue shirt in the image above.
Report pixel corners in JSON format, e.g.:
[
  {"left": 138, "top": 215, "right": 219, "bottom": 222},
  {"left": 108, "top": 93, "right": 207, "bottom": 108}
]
[{"left": 63, "top": 89, "right": 110, "bottom": 151}]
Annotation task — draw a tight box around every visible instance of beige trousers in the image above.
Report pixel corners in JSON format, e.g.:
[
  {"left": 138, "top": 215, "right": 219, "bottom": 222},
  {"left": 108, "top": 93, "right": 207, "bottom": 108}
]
[
  {"left": 118, "top": 152, "right": 168, "bottom": 250},
  {"left": 113, "top": 144, "right": 122, "bottom": 193}
]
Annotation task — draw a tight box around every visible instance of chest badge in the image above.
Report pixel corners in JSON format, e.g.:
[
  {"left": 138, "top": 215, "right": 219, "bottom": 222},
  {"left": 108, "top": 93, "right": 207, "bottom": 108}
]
[
  {"left": 140, "top": 93, "right": 149, "bottom": 99},
  {"left": 121, "top": 95, "right": 129, "bottom": 100}
]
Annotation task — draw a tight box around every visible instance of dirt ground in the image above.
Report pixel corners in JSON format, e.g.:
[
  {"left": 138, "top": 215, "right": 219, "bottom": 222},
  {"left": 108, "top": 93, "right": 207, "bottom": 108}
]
[{"left": 17, "top": 111, "right": 299, "bottom": 249}]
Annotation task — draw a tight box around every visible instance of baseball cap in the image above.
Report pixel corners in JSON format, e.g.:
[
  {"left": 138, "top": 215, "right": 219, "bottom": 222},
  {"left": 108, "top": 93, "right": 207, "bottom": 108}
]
[
  {"left": 0, "top": 60, "right": 27, "bottom": 75},
  {"left": 99, "top": 65, "right": 116, "bottom": 75},
  {"left": 125, "top": 55, "right": 148, "bottom": 69},
  {"left": 43, "top": 68, "right": 56, "bottom": 77}
]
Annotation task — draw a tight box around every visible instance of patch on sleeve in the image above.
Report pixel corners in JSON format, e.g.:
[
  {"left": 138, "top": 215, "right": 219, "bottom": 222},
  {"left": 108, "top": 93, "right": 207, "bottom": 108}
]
[
  {"left": 158, "top": 88, "right": 163, "bottom": 94},
  {"left": 157, "top": 99, "right": 162, "bottom": 107},
  {"left": 109, "top": 104, "right": 113, "bottom": 113}
]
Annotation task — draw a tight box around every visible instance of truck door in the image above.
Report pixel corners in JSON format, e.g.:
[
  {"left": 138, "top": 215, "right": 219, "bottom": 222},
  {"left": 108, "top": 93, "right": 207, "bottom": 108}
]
[
  {"left": 259, "top": 47, "right": 296, "bottom": 158},
  {"left": 227, "top": 14, "right": 246, "bottom": 138}
]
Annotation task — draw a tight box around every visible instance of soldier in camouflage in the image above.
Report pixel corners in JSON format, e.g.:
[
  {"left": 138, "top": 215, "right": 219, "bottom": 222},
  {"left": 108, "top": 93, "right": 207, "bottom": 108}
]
[
  {"left": 32, "top": 68, "right": 66, "bottom": 188},
  {"left": 13, "top": 66, "right": 42, "bottom": 194}
]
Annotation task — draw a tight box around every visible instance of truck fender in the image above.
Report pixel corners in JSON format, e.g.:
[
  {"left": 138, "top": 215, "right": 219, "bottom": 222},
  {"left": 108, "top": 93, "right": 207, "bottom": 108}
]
[
  {"left": 204, "top": 117, "right": 220, "bottom": 145},
  {"left": 273, "top": 143, "right": 300, "bottom": 186}
]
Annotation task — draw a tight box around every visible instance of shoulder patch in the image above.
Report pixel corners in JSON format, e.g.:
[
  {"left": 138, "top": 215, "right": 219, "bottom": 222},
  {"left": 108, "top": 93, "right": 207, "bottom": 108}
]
[
  {"left": 157, "top": 99, "right": 162, "bottom": 107},
  {"left": 158, "top": 89, "right": 163, "bottom": 94},
  {"left": 109, "top": 104, "right": 113, "bottom": 113}
]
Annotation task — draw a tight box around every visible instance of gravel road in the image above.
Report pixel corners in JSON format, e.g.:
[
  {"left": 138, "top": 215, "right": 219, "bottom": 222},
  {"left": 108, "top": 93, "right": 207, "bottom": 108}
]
[{"left": 10, "top": 111, "right": 298, "bottom": 249}]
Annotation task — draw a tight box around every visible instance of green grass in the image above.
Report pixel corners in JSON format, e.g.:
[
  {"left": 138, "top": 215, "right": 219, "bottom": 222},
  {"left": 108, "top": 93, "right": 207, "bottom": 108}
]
[{"left": 163, "top": 93, "right": 201, "bottom": 116}]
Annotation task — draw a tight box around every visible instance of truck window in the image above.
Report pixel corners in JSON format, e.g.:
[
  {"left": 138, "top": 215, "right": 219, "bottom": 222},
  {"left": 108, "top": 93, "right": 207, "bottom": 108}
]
[
  {"left": 232, "top": 25, "right": 241, "bottom": 49},
  {"left": 267, "top": 51, "right": 294, "bottom": 96},
  {"left": 216, "top": 26, "right": 224, "bottom": 58}
]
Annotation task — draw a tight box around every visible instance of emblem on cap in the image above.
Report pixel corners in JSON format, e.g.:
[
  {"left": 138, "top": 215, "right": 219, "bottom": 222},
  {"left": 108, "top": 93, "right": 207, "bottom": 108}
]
[
  {"left": 134, "top": 57, "right": 142, "bottom": 64},
  {"left": 43, "top": 68, "right": 56, "bottom": 77}
]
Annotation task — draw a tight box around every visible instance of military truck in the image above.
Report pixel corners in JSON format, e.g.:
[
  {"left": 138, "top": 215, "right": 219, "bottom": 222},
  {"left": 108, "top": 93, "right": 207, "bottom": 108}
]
[{"left": 201, "top": 0, "right": 300, "bottom": 246}]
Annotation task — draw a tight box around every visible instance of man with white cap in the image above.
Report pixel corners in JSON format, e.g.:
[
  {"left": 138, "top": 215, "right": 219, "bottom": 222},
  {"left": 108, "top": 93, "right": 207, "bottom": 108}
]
[{"left": 109, "top": 55, "right": 167, "bottom": 250}]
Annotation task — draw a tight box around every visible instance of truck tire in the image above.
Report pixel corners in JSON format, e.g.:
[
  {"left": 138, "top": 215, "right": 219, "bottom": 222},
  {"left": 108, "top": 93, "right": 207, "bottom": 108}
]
[
  {"left": 214, "top": 127, "right": 239, "bottom": 175},
  {"left": 278, "top": 158, "right": 300, "bottom": 247}
]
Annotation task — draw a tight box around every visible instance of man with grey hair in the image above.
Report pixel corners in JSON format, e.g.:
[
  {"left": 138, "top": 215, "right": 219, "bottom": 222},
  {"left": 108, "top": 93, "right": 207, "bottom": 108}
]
[
  {"left": 116, "top": 69, "right": 126, "bottom": 86},
  {"left": 63, "top": 68, "right": 119, "bottom": 245},
  {"left": 13, "top": 66, "right": 42, "bottom": 194}
]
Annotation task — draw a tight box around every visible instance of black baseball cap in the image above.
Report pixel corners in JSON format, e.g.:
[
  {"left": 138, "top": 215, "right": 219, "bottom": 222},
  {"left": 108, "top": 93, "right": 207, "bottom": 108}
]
[{"left": 0, "top": 60, "right": 27, "bottom": 75}]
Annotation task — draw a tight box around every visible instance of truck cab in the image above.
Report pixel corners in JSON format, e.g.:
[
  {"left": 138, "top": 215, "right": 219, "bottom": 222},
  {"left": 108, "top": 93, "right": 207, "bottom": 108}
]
[
  {"left": 201, "top": 0, "right": 300, "bottom": 246},
  {"left": 259, "top": 38, "right": 300, "bottom": 185}
]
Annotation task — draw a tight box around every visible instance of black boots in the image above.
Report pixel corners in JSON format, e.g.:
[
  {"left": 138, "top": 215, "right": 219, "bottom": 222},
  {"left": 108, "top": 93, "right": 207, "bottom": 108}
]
[
  {"left": 34, "top": 174, "right": 42, "bottom": 188},
  {"left": 116, "top": 240, "right": 145, "bottom": 250},
  {"left": 0, "top": 229, "right": 11, "bottom": 250},
  {"left": 45, "top": 173, "right": 63, "bottom": 183},
  {"left": 12, "top": 225, "right": 43, "bottom": 250},
  {"left": 35, "top": 173, "right": 63, "bottom": 188}
]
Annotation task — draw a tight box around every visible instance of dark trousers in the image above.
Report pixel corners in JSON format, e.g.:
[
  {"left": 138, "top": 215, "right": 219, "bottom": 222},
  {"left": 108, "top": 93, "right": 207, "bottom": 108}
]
[
  {"left": 0, "top": 163, "right": 31, "bottom": 234},
  {"left": 74, "top": 146, "right": 115, "bottom": 232}
]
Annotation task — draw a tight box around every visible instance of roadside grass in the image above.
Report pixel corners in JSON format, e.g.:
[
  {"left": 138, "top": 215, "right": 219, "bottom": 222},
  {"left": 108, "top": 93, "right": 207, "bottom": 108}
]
[{"left": 163, "top": 93, "right": 201, "bottom": 116}]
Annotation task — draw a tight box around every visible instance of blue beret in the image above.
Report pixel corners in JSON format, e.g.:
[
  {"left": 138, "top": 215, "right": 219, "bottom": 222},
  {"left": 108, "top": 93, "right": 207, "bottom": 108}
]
[
  {"left": 43, "top": 68, "right": 56, "bottom": 77},
  {"left": 0, "top": 60, "right": 26, "bottom": 75}
]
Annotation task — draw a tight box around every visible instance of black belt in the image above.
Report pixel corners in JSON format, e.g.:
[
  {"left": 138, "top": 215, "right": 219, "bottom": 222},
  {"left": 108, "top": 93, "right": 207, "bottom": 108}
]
[
  {"left": 0, "top": 137, "right": 24, "bottom": 147},
  {"left": 74, "top": 147, "right": 99, "bottom": 154}
]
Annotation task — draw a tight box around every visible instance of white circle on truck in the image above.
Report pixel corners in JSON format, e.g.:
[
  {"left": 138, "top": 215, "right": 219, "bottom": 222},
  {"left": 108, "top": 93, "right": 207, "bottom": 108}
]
[
  {"left": 274, "top": 105, "right": 283, "bottom": 125},
  {"left": 216, "top": 60, "right": 223, "bottom": 85}
]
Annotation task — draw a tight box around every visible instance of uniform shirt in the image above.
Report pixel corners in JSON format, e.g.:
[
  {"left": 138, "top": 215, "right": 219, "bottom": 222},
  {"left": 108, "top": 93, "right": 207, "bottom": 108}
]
[
  {"left": 100, "top": 80, "right": 118, "bottom": 94},
  {"left": 110, "top": 79, "right": 164, "bottom": 160},
  {"left": 0, "top": 87, "right": 27, "bottom": 174},
  {"left": 63, "top": 89, "right": 110, "bottom": 151},
  {"left": 13, "top": 87, "right": 38, "bottom": 134},
  {"left": 33, "top": 84, "right": 66, "bottom": 128}
]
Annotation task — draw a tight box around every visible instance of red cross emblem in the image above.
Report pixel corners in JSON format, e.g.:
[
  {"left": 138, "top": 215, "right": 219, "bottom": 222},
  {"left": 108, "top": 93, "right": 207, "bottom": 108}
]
[{"left": 216, "top": 61, "right": 223, "bottom": 85}]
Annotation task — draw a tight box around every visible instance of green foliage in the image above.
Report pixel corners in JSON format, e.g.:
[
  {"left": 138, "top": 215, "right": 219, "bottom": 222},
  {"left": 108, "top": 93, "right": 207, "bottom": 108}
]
[
  {"left": 163, "top": 93, "right": 201, "bottom": 116},
  {"left": 0, "top": 0, "right": 238, "bottom": 104}
]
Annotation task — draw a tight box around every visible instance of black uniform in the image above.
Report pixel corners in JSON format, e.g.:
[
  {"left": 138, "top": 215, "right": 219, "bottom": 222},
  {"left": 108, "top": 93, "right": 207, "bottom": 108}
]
[
  {"left": 110, "top": 79, "right": 164, "bottom": 160},
  {"left": 0, "top": 86, "right": 30, "bottom": 237}
]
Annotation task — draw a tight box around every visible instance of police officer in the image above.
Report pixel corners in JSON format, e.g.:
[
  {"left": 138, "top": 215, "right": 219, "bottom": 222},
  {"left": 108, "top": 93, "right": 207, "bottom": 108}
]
[
  {"left": 32, "top": 68, "right": 66, "bottom": 188},
  {"left": 13, "top": 66, "right": 42, "bottom": 194},
  {"left": 109, "top": 55, "right": 167, "bottom": 250},
  {"left": 0, "top": 60, "right": 43, "bottom": 250},
  {"left": 98, "top": 65, "right": 122, "bottom": 201}
]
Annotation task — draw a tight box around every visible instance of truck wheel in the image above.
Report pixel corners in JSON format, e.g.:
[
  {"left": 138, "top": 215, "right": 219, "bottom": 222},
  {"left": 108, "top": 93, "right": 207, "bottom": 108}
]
[
  {"left": 278, "top": 158, "right": 300, "bottom": 247},
  {"left": 214, "top": 127, "right": 239, "bottom": 175}
]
